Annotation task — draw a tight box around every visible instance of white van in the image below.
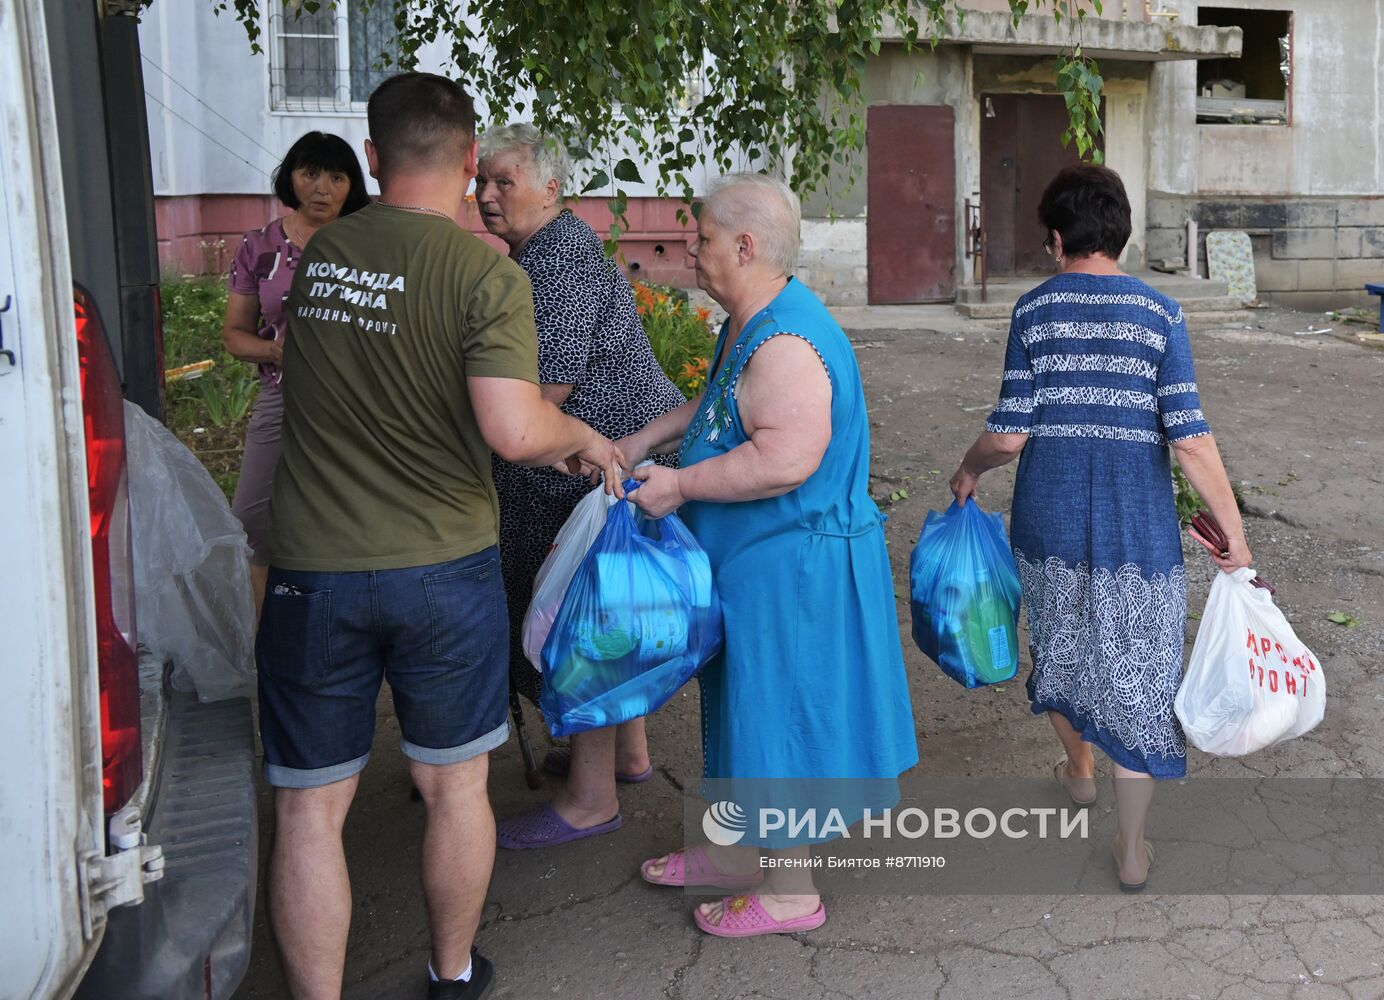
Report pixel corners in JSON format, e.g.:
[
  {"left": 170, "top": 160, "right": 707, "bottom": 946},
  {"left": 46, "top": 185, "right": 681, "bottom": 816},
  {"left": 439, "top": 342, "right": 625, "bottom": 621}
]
[{"left": 1, "top": 2, "right": 256, "bottom": 997}]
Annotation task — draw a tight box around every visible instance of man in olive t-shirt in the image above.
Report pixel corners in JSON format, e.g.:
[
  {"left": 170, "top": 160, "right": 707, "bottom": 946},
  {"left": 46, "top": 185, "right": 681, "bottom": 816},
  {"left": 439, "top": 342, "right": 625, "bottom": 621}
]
[
  {"left": 269, "top": 202, "right": 539, "bottom": 570},
  {"left": 255, "top": 73, "right": 623, "bottom": 1000}
]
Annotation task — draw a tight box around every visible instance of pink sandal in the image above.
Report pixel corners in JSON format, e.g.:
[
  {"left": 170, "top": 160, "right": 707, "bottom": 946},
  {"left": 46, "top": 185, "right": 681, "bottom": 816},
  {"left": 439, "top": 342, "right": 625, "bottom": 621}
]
[
  {"left": 693, "top": 893, "right": 827, "bottom": 938},
  {"left": 639, "top": 846, "right": 764, "bottom": 889}
]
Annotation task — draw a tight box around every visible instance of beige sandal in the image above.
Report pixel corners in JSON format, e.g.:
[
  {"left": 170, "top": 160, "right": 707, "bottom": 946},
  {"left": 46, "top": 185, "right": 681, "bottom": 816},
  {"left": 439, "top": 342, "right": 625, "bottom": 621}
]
[
  {"left": 1113, "top": 840, "right": 1155, "bottom": 893},
  {"left": 1053, "top": 757, "right": 1097, "bottom": 807}
]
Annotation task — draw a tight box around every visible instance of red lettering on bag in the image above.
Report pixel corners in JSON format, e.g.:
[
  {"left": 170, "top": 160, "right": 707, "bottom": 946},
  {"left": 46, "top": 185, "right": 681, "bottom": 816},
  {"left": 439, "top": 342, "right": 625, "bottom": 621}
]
[
  {"left": 1268, "top": 670, "right": 1279, "bottom": 693},
  {"left": 1260, "top": 637, "right": 1272, "bottom": 656},
  {"left": 1257, "top": 666, "right": 1265, "bottom": 686},
  {"left": 1274, "top": 641, "right": 1287, "bottom": 664},
  {"left": 1286, "top": 673, "right": 1297, "bottom": 695}
]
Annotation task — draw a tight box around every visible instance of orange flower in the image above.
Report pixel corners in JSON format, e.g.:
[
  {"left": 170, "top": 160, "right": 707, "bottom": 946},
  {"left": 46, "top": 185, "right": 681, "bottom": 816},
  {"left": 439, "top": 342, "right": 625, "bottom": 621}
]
[{"left": 695, "top": 307, "right": 711, "bottom": 322}]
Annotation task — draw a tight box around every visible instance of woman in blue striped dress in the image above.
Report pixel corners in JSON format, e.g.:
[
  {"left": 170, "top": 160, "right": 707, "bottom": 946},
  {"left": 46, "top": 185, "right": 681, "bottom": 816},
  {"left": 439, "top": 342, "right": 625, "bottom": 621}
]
[{"left": 950, "top": 164, "right": 1251, "bottom": 891}]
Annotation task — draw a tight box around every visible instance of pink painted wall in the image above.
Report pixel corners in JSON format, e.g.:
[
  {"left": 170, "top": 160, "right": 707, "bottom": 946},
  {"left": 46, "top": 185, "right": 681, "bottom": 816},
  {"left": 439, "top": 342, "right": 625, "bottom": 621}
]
[{"left": 156, "top": 194, "right": 698, "bottom": 289}]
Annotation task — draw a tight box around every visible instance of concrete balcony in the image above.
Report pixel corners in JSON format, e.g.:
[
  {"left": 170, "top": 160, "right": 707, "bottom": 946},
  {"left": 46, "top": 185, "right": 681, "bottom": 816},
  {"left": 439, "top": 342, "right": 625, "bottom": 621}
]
[{"left": 882, "top": 7, "right": 1241, "bottom": 61}]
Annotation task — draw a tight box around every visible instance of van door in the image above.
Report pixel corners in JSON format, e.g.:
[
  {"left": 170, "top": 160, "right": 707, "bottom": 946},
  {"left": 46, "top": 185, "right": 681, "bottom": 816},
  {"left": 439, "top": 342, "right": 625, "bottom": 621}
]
[{"left": 0, "top": 2, "right": 110, "bottom": 996}]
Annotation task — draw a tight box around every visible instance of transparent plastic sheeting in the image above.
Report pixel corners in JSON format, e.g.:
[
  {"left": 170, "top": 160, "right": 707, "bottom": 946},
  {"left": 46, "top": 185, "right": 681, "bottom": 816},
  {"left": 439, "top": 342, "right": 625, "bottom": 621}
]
[
  {"left": 909, "top": 499, "right": 1021, "bottom": 689},
  {"left": 124, "top": 401, "right": 255, "bottom": 701},
  {"left": 540, "top": 491, "right": 723, "bottom": 737}
]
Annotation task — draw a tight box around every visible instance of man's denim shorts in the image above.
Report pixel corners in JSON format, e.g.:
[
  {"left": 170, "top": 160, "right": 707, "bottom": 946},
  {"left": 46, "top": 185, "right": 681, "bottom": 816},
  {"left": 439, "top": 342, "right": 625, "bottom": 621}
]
[{"left": 256, "top": 546, "right": 510, "bottom": 788}]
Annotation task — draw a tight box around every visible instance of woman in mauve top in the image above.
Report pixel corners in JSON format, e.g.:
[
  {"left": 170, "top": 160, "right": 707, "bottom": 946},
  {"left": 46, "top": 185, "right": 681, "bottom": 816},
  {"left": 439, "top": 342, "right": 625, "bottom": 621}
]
[{"left": 222, "top": 131, "right": 369, "bottom": 613}]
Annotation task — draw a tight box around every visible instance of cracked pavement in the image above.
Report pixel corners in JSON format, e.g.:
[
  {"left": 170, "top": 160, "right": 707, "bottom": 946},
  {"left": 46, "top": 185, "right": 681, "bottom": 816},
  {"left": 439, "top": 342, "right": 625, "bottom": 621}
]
[{"left": 233, "top": 305, "right": 1384, "bottom": 1000}]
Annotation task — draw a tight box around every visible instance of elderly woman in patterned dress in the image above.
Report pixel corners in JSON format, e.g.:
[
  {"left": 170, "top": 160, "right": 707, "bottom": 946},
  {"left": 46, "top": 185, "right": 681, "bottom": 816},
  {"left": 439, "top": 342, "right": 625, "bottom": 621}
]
[
  {"left": 950, "top": 164, "right": 1251, "bottom": 891},
  {"left": 474, "top": 123, "right": 687, "bottom": 849}
]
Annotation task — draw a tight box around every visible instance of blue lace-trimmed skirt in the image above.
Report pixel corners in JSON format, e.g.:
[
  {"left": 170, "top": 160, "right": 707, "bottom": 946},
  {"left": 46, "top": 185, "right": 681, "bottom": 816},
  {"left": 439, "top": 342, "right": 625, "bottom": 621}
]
[{"left": 1011, "top": 438, "right": 1188, "bottom": 779}]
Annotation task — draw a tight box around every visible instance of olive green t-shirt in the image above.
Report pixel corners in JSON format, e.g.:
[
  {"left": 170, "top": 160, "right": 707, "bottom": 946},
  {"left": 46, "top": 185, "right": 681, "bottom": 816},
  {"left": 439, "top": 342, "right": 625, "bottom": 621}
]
[{"left": 268, "top": 203, "right": 538, "bottom": 571}]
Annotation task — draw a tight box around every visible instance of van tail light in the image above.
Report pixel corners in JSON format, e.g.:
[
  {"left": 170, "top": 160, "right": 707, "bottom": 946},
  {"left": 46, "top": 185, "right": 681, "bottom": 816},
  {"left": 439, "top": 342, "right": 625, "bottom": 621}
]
[{"left": 75, "top": 286, "right": 142, "bottom": 815}]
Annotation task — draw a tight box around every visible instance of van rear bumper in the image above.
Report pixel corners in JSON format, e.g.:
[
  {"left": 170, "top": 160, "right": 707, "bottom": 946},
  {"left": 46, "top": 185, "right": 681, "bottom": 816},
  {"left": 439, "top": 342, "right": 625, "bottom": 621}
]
[{"left": 75, "top": 686, "right": 257, "bottom": 1000}]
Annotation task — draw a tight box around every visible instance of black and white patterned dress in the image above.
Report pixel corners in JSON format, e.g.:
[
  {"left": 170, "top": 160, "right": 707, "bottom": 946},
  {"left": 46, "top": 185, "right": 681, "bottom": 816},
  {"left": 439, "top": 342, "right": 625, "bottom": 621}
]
[{"left": 495, "top": 210, "right": 687, "bottom": 704}]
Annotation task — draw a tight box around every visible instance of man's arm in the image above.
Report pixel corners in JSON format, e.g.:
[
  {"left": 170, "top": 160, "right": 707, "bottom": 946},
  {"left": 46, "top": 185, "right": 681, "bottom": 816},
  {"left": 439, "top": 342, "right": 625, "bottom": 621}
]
[
  {"left": 540, "top": 383, "right": 574, "bottom": 407},
  {"left": 468, "top": 375, "right": 624, "bottom": 488}
]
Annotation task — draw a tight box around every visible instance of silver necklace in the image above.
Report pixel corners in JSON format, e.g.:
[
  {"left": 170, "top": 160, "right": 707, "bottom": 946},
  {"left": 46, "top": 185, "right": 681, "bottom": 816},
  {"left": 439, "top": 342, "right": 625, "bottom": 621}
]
[{"left": 377, "top": 200, "right": 453, "bottom": 220}]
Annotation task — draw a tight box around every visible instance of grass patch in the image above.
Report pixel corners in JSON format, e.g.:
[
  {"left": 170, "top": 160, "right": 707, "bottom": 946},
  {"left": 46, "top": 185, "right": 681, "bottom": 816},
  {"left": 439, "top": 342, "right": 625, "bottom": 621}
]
[
  {"left": 1173, "top": 464, "right": 1247, "bottom": 529},
  {"left": 1172, "top": 465, "right": 1205, "bottom": 526},
  {"left": 161, "top": 278, "right": 255, "bottom": 498}
]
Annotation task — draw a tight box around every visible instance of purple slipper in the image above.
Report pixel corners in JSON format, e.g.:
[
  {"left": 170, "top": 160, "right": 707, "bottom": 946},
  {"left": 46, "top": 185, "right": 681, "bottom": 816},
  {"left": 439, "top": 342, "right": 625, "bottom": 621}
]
[
  {"left": 496, "top": 803, "right": 622, "bottom": 850},
  {"left": 542, "top": 747, "right": 654, "bottom": 784}
]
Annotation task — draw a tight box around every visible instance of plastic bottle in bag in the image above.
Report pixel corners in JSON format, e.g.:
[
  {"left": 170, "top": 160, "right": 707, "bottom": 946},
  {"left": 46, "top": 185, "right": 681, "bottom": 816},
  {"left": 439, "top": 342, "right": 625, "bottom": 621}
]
[
  {"left": 540, "top": 494, "right": 722, "bottom": 736},
  {"left": 909, "top": 498, "right": 1021, "bottom": 688}
]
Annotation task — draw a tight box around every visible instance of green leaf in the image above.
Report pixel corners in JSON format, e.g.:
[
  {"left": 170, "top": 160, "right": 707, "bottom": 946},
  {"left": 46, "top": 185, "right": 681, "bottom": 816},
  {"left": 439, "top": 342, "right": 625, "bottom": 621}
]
[
  {"left": 581, "top": 169, "right": 610, "bottom": 193},
  {"left": 215, "top": 0, "right": 1108, "bottom": 217},
  {"left": 1326, "top": 611, "right": 1360, "bottom": 628}
]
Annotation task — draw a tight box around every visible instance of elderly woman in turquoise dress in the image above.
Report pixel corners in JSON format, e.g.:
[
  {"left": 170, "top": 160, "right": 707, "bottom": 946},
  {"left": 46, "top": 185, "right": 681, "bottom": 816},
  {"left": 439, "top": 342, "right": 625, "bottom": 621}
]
[{"left": 621, "top": 173, "right": 918, "bottom": 938}]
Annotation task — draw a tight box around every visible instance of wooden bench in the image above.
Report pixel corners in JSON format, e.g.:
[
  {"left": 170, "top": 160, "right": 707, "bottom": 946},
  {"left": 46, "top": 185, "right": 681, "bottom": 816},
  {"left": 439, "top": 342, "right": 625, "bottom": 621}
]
[{"left": 1369, "top": 282, "right": 1384, "bottom": 332}]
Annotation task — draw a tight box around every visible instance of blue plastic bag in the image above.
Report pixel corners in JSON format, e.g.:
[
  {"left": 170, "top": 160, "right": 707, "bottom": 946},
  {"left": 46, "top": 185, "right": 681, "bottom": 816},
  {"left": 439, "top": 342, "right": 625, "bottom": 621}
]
[
  {"left": 540, "top": 487, "right": 723, "bottom": 737},
  {"left": 909, "top": 498, "right": 1022, "bottom": 688}
]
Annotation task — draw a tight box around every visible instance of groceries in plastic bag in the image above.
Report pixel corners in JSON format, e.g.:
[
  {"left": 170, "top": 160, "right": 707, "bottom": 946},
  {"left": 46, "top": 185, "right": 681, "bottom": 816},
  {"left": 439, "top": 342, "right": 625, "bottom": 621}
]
[
  {"left": 123, "top": 400, "right": 256, "bottom": 701},
  {"left": 540, "top": 491, "right": 722, "bottom": 737},
  {"left": 909, "top": 498, "right": 1022, "bottom": 688},
  {"left": 522, "top": 484, "right": 620, "bottom": 671},
  {"left": 1174, "top": 567, "right": 1325, "bottom": 756}
]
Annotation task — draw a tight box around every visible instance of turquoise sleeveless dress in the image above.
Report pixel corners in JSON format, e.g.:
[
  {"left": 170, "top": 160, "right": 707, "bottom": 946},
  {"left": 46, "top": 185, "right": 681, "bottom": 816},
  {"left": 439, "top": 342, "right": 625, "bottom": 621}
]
[{"left": 678, "top": 279, "right": 918, "bottom": 837}]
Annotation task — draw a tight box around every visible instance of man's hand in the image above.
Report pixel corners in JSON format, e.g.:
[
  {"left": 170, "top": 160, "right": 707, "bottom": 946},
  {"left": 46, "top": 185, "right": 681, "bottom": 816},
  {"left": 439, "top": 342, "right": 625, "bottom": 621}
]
[
  {"left": 570, "top": 429, "right": 627, "bottom": 496},
  {"left": 628, "top": 464, "right": 684, "bottom": 518}
]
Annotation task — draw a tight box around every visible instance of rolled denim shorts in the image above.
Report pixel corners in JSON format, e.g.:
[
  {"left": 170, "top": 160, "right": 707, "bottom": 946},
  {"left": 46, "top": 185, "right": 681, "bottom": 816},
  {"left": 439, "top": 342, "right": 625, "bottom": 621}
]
[{"left": 256, "top": 546, "right": 510, "bottom": 788}]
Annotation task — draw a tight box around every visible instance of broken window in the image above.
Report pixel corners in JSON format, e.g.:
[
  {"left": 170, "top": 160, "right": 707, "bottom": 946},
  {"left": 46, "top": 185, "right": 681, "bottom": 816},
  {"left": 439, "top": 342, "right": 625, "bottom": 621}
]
[{"left": 1195, "top": 7, "right": 1291, "bottom": 125}]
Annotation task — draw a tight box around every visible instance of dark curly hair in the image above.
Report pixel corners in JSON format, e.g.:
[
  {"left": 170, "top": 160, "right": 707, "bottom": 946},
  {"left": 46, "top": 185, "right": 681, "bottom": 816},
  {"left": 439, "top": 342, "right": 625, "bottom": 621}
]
[
  {"left": 1038, "top": 164, "right": 1132, "bottom": 262},
  {"left": 271, "top": 131, "right": 370, "bottom": 215}
]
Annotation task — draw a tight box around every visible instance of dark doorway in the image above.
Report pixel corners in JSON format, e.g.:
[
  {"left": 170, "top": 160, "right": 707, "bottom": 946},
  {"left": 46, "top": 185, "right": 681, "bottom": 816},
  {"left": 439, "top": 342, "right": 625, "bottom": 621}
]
[
  {"left": 866, "top": 105, "right": 956, "bottom": 304},
  {"left": 979, "top": 93, "right": 1097, "bottom": 276}
]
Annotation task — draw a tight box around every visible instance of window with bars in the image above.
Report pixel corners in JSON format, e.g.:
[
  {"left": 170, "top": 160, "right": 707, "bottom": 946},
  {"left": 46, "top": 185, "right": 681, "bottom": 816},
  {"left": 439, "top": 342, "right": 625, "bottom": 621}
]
[{"left": 270, "top": 0, "right": 398, "bottom": 111}]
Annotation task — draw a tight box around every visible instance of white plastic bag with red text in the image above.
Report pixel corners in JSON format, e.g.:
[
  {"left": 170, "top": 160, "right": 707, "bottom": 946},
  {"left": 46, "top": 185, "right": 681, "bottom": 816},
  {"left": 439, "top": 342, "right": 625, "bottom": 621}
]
[
  {"left": 522, "top": 484, "right": 619, "bottom": 672},
  {"left": 1175, "top": 568, "right": 1325, "bottom": 756}
]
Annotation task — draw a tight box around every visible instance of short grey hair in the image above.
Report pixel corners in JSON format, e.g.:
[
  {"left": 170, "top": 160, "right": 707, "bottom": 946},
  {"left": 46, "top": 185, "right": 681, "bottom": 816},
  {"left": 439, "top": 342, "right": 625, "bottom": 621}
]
[
  {"left": 702, "top": 173, "right": 802, "bottom": 273},
  {"left": 477, "top": 122, "right": 571, "bottom": 194}
]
